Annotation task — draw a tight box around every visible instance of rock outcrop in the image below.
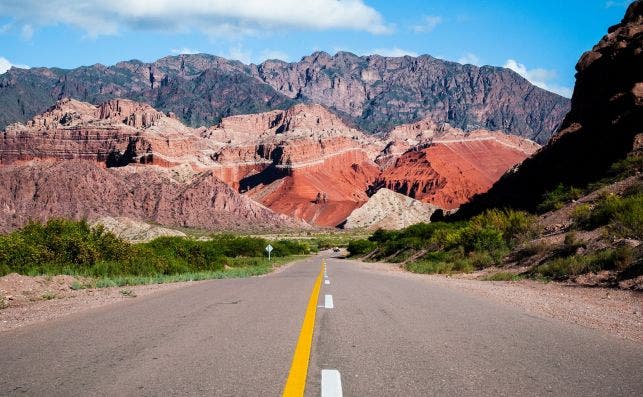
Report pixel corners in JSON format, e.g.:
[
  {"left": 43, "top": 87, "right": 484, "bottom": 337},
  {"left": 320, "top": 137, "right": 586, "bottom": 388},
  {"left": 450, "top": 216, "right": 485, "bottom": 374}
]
[
  {"left": 0, "top": 52, "right": 569, "bottom": 143},
  {"left": 91, "top": 216, "right": 187, "bottom": 242},
  {"left": 457, "top": 1, "right": 643, "bottom": 216},
  {"left": 343, "top": 189, "right": 440, "bottom": 230}
]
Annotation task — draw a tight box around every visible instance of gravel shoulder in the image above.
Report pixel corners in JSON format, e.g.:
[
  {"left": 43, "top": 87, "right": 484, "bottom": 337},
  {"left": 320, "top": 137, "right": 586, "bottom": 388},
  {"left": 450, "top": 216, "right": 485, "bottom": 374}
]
[
  {"left": 0, "top": 258, "right": 304, "bottom": 333},
  {"left": 348, "top": 259, "right": 643, "bottom": 343}
]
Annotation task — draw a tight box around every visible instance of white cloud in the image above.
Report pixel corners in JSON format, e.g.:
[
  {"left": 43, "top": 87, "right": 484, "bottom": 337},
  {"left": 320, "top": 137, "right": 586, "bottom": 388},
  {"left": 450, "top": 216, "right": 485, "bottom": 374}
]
[
  {"left": 20, "top": 24, "right": 33, "bottom": 40},
  {"left": 171, "top": 47, "right": 201, "bottom": 55},
  {"left": 0, "top": 56, "right": 29, "bottom": 74},
  {"left": 0, "top": 0, "right": 392, "bottom": 38},
  {"left": 369, "top": 47, "right": 418, "bottom": 57},
  {"left": 223, "top": 45, "right": 252, "bottom": 64},
  {"left": 457, "top": 52, "right": 481, "bottom": 66},
  {"left": 504, "top": 59, "right": 572, "bottom": 97},
  {"left": 412, "top": 15, "right": 442, "bottom": 33}
]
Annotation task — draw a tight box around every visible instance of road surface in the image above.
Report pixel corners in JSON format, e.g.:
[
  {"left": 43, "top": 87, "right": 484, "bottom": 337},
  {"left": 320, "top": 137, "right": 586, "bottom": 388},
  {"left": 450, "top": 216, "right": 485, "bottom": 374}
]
[{"left": 0, "top": 253, "right": 641, "bottom": 396}]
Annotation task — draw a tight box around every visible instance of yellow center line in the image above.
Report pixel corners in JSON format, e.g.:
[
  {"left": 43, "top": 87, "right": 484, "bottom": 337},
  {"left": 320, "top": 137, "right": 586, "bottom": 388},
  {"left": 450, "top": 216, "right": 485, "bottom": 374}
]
[{"left": 282, "top": 259, "right": 325, "bottom": 397}]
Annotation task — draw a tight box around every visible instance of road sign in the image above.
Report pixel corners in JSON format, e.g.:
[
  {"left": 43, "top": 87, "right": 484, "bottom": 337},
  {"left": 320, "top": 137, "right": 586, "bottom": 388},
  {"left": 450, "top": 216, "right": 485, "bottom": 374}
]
[{"left": 265, "top": 244, "right": 273, "bottom": 261}]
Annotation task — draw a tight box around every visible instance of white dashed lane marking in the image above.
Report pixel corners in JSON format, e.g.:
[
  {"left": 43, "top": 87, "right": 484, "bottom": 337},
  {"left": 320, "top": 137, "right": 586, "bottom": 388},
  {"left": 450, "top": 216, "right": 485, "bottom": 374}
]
[
  {"left": 324, "top": 294, "right": 334, "bottom": 309},
  {"left": 321, "top": 369, "right": 343, "bottom": 397}
]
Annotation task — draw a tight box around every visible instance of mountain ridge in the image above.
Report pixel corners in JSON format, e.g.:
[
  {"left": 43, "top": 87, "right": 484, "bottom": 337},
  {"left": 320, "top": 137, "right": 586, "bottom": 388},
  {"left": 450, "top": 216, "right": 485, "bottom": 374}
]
[{"left": 0, "top": 51, "right": 569, "bottom": 144}]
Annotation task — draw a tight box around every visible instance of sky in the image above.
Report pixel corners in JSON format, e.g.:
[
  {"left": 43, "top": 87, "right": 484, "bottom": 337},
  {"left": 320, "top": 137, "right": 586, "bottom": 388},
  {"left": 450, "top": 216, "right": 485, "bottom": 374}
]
[{"left": 0, "top": 0, "right": 634, "bottom": 98}]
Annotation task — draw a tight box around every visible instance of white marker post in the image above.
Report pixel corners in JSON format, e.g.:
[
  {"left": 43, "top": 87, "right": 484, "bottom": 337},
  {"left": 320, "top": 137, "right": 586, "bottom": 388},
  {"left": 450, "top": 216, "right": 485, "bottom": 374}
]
[{"left": 265, "top": 244, "right": 273, "bottom": 261}]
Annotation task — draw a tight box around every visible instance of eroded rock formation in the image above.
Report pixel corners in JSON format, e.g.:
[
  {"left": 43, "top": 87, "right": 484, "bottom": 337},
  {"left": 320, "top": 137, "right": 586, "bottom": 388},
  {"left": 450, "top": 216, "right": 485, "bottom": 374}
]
[{"left": 0, "top": 98, "right": 539, "bottom": 229}]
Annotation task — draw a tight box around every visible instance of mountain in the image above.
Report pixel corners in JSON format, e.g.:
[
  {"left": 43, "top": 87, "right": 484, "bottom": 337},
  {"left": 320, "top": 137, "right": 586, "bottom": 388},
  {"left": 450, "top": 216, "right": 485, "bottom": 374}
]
[
  {"left": 0, "top": 160, "right": 302, "bottom": 233},
  {"left": 0, "top": 52, "right": 569, "bottom": 144},
  {"left": 0, "top": 97, "right": 538, "bottom": 229},
  {"left": 456, "top": 0, "right": 643, "bottom": 216}
]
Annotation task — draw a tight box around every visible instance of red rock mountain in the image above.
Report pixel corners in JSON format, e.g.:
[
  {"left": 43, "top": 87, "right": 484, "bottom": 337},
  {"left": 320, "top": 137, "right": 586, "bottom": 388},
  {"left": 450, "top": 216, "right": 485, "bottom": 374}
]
[{"left": 0, "top": 98, "right": 539, "bottom": 230}]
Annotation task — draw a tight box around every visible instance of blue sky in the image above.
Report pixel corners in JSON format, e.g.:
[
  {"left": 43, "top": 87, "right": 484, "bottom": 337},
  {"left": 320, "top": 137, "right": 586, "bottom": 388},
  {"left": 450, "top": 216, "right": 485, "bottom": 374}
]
[{"left": 0, "top": 0, "right": 633, "bottom": 97}]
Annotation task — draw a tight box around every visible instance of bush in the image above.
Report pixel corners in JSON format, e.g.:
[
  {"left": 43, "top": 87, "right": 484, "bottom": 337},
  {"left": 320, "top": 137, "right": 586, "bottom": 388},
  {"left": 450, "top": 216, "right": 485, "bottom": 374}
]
[
  {"left": 573, "top": 192, "right": 643, "bottom": 238},
  {"left": 347, "top": 239, "right": 377, "bottom": 256},
  {"left": 0, "top": 220, "right": 309, "bottom": 278},
  {"left": 538, "top": 184, "right": 583, "bottom": 212},
  {"left": 534, "top": 247, "right": 634, "bottom": 280},
  {"left": 271, "top": 239, "right": 311, "bottom": 256}
]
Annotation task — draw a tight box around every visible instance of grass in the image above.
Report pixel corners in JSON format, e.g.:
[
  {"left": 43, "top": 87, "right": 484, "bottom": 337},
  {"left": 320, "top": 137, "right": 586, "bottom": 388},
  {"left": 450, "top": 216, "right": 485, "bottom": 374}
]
[
  {"left": 90, "top": 256, "right": 297, "bottom": 287},
  {"left": 482, "top": 272, "right": 523, "bottom": 281}
]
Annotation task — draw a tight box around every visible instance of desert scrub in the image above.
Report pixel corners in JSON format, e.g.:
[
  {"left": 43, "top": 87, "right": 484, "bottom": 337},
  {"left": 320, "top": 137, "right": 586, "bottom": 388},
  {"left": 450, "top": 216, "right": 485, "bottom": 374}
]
[
  {"left": 119, "top": 289, "right": 137, "bottom": 297},
  {"left": 534, "top": 247, "right": 634, "bottom": 280},
  {"left": 573, "top": 192, "right": 643, "bottom": 238}
]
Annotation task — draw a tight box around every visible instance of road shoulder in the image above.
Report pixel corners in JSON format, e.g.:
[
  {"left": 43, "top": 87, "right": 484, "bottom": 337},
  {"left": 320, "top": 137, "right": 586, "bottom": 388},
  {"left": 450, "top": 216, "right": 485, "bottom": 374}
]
[{"left": 345, "top": 258, "right": 643, "bottom": 343}]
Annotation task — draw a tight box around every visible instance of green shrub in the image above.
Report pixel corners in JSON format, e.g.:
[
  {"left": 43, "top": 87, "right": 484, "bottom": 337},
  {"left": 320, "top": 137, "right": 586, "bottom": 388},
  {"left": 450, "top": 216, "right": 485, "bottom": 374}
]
[
  {"left": 347, "top": 239, "right": 377, "bottom": 256},
  {"left": 571, "top": 204, "right": 592, "bottom": 227},
  {"left": 573, "top": 193, "right": 643, "bottom": 238},
  {"left": 534, "top": 247, "right": 633, "bottom": 280},
  {"left": 0, "top": 220, "right": 307, "bottom": 279},
  {"left": 272, "top": 239, "right": 311, "bottom": 256},
  {"left": 538, "top": 184, "right": 583, "bottom": 212},
  {"left": 460, "top": 225, "right": 506, "bottom": 253}
]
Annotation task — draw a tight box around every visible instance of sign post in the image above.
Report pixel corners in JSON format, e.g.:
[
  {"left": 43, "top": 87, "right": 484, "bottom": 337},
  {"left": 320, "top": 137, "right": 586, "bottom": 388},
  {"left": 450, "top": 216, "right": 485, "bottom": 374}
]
[{"left": 265, "top": 244, "right": 273, "bottom": 261}]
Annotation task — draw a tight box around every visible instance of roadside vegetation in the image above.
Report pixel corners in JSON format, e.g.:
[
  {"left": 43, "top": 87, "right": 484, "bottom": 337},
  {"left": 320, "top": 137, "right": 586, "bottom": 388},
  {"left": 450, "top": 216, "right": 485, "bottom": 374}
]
[
  {"left": 348, "top": 209, "right": 538, "bottom": 274},
  {"left": 347, "top": 153, "right": 642, "bottom": 286},
  {"left": 0, "top": 219, "right": 313, "bottom": 288}
]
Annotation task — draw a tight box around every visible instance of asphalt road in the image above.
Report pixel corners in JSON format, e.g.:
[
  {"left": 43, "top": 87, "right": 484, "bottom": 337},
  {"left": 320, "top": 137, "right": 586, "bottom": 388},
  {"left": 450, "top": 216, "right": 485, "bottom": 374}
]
[{"left": 1, "top": 253, "right": 642, "bottom": 396}]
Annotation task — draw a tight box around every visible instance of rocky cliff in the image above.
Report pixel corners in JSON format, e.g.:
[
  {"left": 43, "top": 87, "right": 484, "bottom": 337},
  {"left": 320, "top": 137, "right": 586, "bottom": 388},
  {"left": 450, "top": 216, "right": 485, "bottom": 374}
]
[
  {"left": 0, "top": 52, "right": 569, "bottom": 143},
  {"left": 457, "top": 1, "right": 643, "bottom": 216}
]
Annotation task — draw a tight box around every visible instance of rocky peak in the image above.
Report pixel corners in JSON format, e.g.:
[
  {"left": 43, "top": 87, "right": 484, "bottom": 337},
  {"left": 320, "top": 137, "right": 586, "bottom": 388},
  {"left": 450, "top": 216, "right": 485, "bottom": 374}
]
[{"left": 98, "top": 99, "right": 164, "bottom": 128}]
